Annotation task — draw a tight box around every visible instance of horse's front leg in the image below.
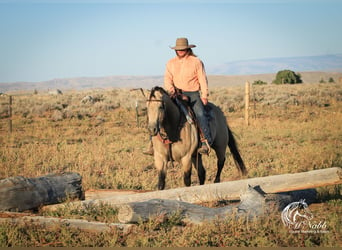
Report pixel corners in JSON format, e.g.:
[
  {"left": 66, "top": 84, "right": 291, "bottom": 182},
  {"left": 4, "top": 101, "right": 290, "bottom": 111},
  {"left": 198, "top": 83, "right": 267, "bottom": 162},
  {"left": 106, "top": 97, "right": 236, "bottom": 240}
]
[
  {"left": 158, "top": 170, "right": 166, "bottom": 190},
  {"left": 181, "top": 156, "right": 192, "bottom": 187},
  {"left": 155, "top": 156, "right": 167, "bottom": 190}
]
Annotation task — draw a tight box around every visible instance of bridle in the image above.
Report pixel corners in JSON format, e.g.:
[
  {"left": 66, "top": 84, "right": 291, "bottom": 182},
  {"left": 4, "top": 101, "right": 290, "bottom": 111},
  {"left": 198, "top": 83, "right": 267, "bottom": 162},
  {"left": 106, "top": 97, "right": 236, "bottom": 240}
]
[
  {"left": 133, "top": 86, "right": 175, "bottom": 144},
  {"left": 147, "top": 97, "right": 164, "bottom": 130},
  {"left": 147, "top": 92, "right": 174, "bottom": 167},
  {"left": 145, "top": 87, "right": 198, "bottom": 169}
]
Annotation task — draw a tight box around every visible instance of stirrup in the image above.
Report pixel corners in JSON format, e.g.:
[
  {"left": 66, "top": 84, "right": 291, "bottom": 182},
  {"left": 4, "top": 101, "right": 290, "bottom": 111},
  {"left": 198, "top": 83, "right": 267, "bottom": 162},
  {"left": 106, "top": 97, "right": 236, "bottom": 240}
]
[{"left": 198, "top": 140, "right": 211, "bottom": 155}]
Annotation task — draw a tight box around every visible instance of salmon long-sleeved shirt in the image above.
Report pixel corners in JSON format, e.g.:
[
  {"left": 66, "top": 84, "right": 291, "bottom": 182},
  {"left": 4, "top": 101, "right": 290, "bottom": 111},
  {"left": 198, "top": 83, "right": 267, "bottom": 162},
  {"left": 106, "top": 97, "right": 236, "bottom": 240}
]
[{"left": 164, "top": 55, "right": 209, "bottom": 99}]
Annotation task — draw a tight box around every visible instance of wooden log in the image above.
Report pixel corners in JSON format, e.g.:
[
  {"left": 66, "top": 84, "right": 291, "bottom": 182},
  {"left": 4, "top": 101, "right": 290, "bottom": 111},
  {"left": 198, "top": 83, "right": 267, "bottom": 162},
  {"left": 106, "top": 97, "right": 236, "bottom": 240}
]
[
  {"left": 43, "top": 167, "right": 341, "bottom": 212},
  {"left": 118, "top": 199, "right": 234, "bottom": 225},
  {"left": 0, "top": 212, "right": 133, "bottom": 234},
  {"left": 0, "top": 172, "right": 84, "bottom": 212},
  {"left": 117, "top": 185, "right": 264, "bottom": 225},
  {"left": 117, "top": 186, "right": 317, "bottom": 225},
  {"left": 85, "top": 189, "right": 148, "bottom": 200}
]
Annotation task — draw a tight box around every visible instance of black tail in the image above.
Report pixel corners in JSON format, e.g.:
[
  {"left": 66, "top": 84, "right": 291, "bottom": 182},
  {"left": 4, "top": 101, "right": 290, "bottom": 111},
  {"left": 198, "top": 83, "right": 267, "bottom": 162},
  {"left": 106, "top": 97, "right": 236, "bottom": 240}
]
[{"left": 227, "top": 126, "right": 247, "bottom": 176}]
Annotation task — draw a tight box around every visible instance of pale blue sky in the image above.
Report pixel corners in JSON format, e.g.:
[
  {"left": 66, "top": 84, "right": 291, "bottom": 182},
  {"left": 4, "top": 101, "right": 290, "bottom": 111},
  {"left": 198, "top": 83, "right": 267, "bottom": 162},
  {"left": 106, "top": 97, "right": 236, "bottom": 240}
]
[{"left": 0, "top": 0, "right": 341, "bottom": 82}]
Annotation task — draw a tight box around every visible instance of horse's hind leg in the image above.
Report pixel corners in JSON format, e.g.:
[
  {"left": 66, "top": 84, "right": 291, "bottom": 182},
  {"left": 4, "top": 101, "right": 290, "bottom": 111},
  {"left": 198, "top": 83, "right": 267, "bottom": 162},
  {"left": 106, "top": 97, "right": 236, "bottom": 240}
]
[
  {"left": 214, "top": 147, "right": 226, "bottom": 183},
  {"left": 214, "top": 158, "right": 225, "bottom": 183},
  {"left": 192, "top": 154, "right": 206, "bottom": 185}
]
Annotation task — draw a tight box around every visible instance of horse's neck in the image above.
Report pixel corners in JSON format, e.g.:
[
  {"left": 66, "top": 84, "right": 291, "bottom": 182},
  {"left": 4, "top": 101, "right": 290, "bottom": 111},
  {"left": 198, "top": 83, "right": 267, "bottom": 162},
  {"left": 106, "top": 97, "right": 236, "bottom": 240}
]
[{"left": 163, "top": 96, "right": 181, "bottom": 139}]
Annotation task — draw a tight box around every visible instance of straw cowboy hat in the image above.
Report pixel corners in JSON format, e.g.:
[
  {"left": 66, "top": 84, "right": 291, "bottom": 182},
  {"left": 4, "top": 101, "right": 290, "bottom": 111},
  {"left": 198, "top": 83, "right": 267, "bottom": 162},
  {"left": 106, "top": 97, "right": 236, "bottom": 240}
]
[{"left": 170, "top": 37, "right": 196, "bottom": 50}]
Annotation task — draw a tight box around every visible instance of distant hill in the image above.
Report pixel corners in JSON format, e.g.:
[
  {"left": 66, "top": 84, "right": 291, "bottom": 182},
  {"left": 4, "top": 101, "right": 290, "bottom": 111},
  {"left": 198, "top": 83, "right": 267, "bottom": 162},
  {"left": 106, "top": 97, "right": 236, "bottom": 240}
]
[
  {"left": 207, "top": 54, "right": 342, "bottom": 75},
  {"left": 1, "top": 71, "right": 342, "bottom": 94},
  {"left": 0, "top": 76, "right": 164, "bottom": 93},
  {"left": 1, "top": 54, "right": 342, "bottom": 93}
]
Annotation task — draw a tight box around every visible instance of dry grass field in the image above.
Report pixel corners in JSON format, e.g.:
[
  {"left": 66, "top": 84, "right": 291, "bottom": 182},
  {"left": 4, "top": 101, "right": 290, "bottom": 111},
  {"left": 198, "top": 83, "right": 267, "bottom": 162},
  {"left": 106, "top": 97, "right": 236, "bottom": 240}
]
[{"left": 0, "top": 81, "right": 341, "bottom": 247}]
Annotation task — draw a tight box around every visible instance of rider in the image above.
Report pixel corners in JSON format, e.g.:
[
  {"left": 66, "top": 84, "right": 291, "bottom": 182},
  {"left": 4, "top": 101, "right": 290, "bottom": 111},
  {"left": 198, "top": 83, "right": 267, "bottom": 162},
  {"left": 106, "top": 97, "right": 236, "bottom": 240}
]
[
  {"left": 165, "top": 37, "right": 212, "bottom": 154},
  {"left": 144, "top": 37, "right": 212, "bottom": 155}
]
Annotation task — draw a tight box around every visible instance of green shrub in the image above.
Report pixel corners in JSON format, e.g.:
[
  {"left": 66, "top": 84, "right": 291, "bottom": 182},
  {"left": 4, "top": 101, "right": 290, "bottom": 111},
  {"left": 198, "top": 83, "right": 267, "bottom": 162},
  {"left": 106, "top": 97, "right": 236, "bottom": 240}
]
[
  {"left": 273, "top": 70, "right": 302, "bottom": 84},
  {"left": 253, "top": 80, "right": 267, "bottom": 85}
]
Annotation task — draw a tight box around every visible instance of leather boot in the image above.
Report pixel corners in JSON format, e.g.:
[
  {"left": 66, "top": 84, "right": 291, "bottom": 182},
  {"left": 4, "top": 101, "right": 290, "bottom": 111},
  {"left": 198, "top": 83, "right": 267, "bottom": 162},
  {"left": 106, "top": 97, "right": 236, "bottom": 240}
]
[{"left": 198, "top": 140, "right": 210, "bottom": 155}]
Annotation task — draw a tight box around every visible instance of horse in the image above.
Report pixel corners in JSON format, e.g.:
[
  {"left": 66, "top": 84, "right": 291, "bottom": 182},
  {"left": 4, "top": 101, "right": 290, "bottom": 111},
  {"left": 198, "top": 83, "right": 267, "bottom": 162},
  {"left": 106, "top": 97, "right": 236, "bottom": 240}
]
[
  {"left": 281, "top": 199, "right": 314, "bottom": 229},
  {"left": 146, "top": 86, "right": 247, "bottom": 190}
]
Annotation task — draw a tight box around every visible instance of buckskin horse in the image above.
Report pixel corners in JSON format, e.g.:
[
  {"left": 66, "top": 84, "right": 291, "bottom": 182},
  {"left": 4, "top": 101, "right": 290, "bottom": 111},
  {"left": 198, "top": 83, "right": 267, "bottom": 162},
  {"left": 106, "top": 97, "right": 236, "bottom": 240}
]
[{"left": 146, "top": 86, "right": 247, "bottom": 190}]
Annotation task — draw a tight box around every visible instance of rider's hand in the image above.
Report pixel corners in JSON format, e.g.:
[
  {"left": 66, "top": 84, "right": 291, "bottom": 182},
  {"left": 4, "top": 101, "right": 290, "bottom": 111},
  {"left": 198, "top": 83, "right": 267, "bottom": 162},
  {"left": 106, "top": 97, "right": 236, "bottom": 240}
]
[
  {"left": 201, "top": 97, "right": 208, "bottom": 105},
  {"left": 169, "top": 86, "right": 175, "bottom": 95}
]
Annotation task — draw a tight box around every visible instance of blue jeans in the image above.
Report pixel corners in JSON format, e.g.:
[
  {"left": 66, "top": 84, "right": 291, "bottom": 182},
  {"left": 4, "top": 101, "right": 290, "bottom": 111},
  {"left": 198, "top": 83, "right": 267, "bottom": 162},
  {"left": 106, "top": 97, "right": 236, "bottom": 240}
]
[{"left": 183, "top": 91, "right": 212, "bottom": 145}]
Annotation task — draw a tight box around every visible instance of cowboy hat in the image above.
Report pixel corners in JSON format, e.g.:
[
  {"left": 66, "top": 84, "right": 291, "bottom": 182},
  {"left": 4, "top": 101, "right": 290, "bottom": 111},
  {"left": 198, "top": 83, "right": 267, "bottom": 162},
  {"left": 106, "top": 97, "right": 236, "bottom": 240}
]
[{"left": 170, "top": 37, "right": 196, "bottom": 50}]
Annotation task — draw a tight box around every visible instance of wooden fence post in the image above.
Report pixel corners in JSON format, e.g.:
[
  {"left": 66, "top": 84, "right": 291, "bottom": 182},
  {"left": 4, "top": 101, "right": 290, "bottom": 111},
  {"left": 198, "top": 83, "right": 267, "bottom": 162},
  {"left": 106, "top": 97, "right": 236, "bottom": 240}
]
[
  {"left": 252, "top": 85, "right": 257, "bottom": 120},
  {"left": 135, "top": 100, "right": 140, "bottom": 127},
  {"left": 245, "top": 81, "right": 250, "bottom": 126},
  {"left": 8, "top": 95, "right": 12, "bottom": 133}
]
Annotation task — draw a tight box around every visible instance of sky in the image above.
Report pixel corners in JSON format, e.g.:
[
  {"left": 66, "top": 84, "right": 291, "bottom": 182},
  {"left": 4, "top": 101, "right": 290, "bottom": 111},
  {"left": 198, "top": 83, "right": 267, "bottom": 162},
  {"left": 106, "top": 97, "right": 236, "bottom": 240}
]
[{"left": 0, "top": 0, "right": 341, "bottom": 83}]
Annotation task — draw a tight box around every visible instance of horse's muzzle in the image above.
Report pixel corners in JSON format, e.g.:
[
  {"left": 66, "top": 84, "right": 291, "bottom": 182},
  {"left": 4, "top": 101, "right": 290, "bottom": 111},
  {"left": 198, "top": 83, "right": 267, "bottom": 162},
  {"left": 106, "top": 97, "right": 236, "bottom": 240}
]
[{"left": 147, "top": 124, "right": 158, "bottom": 136}]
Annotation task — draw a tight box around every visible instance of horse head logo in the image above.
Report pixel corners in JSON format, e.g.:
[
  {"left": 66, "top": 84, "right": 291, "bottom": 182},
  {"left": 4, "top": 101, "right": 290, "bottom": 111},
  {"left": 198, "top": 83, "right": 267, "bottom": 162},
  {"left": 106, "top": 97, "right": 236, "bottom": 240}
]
[{"left": 281, "top": 199, "right": 313, "bottom": 229}]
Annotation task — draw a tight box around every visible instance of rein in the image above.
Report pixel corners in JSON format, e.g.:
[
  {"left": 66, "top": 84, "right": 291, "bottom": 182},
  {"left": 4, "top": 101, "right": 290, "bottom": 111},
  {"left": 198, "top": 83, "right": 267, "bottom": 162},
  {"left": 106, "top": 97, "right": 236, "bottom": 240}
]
[{"left": 146, "top": 100, "right": 163, "bottom": 103}]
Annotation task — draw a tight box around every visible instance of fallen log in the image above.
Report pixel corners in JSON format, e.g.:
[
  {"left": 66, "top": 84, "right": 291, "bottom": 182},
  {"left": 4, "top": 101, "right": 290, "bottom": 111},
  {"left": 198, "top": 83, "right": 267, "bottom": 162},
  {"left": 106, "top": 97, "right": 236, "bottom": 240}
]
[
  {"left": 0, "top": 212, "right": 133, "bottom": 234},
  {"left": 0, "top": 172, "right": 84, "bottom": 212},
  {"left": 85, "top": 189, "right": 148, "bottom": 200},
  {"left": 117, "top": 185, "right": 261, "bottom": 225},
  {"left": 42, "top": 167, "right": 341, "bottom": 211},
  {"left": 118, "top": 199, "right": 235, "bottom": 225},
  {"left": 117, "top": 186, "right": 317, "bottom": 225}
]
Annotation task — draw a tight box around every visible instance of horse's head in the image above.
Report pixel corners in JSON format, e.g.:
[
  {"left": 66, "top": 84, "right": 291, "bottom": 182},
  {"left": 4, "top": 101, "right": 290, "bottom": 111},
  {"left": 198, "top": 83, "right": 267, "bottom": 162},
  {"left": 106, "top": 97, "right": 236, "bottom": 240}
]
[{"left": 146, "top": 86, "right": 167, "bottom": 136}]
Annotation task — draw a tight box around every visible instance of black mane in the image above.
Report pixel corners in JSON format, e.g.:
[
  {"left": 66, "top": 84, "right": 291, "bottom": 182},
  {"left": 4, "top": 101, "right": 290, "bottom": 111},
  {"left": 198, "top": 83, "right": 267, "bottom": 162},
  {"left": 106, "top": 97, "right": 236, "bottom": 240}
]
[{"left": 149, "top": 86, "right": 169, "bottom": 100}]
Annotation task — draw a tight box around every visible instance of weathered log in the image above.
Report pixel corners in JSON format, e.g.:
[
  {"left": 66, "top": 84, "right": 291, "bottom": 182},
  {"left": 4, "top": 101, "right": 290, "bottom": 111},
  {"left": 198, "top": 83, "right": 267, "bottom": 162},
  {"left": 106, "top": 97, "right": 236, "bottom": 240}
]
[
  {"left": 42, "top": 167, "right": 341, "bottom": 212},
  {"left": 0, "top": 172, "right": 84, "bottom": 212},
  {"left": 117, "top": 185, "right": 262, "bottom": 225},
  {"left": 0, "top": 212, "right": 133, "bottom": 234},
  {"left": 85, "top": 189, "right": 147, "bottom": 200},
  {"left": 118, "top": 199, "right": 234, "bottom": 225},
  {"left": 117, "top": 186, "right": 317, "bottom": 225}
]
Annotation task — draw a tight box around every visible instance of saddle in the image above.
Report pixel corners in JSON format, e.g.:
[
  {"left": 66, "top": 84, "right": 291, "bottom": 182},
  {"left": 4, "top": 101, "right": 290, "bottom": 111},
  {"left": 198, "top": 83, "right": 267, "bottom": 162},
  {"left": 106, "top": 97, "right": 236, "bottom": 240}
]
[{"left": 171, "top": 92, "right": 215, "bottom": 145}]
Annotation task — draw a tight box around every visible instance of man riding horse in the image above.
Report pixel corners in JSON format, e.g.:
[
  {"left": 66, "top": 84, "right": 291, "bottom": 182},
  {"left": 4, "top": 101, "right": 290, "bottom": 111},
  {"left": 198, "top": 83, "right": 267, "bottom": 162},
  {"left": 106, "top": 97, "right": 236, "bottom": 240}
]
[{"left": 144, "top": 37, "right": 212, "bottom": 155}]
